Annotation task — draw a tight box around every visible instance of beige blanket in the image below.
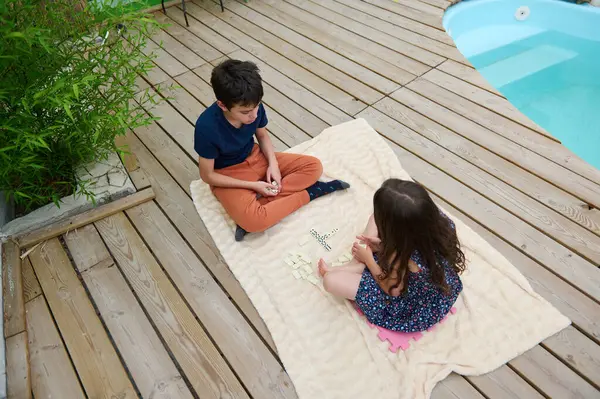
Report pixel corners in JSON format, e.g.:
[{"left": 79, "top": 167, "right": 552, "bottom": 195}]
[{"left": 190, "top": 119, "right": 570, "bottom": 399}]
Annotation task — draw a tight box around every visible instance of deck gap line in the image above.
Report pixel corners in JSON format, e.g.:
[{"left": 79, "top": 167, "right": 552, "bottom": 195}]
[
  {"left": 201, "top": 0, "right": 412, "bottom": 87},
  {"left": 90, "top": 220, "right": 201, "bottom": 398},
  {"left": 57, "top": 235, "right": 145, "bottom": 399},
  {"left": 539, "top": 341, "right": 600, "bottom": 391},
  {"left": 374, "top": 95, "right": 600, "bottom": 242},
  {"left": 399, "top": 86, "right": 600, "bottom": 207},
  {"left": 288, "top": 0, "right": 446, "bottom": 67},
  {"left": 218, "top": 0, "right": 390, "bottom": 100},
  {"left": 120, "top": 210, "right": 253, "bottom": 398},
  {"left": 187, "top": 0, "right": 362, "bottom": 118}
]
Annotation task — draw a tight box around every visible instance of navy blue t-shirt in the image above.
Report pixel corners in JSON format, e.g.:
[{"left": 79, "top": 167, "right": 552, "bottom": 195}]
[{"left": 194, "top": 102, "right": 268, "bottom": 169}]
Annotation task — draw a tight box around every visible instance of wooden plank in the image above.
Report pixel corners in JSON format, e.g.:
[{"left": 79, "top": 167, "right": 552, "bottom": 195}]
[
  {"left": 26, "top": 295, "right": 85, "bottom": 399},
  {"left": 149, "top": 28, "right": 206, "bottom": 69},
  {"left": 373, "top": 95, "right": 600, "bottom": 237},
  {"left": 3, "top": 241, "right": 25, "bottom": 338},
  {"left": 95, "top": 213, "right": 249, "bottom": 398},
  {"left": 388, "top": 0, "right": 444, "bottom": 16},
  {"left": 434, "top": 374, "right": 484, "bottom": 399},
  {"left": 262, "top": 102, "right": 315, "bottom": 146},
  {"left": 422, "top": 69, "right": 553, "bottom": 138},
  {"left": 406, "top": 79, "right": 600, "bottom": 207},
  {"left": 394, "top": 84, "right": 600, "bottom": 210},
  {"left": 226, "top": 0, "right": 399, "bottom": 95},
  {"left": 127, "top": 201, "right": 297, "bottom": 398},
  {"left": 156, "top": 78, "right": 207, "bottom": 125},
  {"left": 467, "top": 365, "right": 544, "bottom": 398},
  {"left": 543, "top": 326, "right": 600, "bottom": 388},
  {"left": 408, "top": 74, "right": 570, "bottom": 162},
  {"left": 159, "top": 4, "right": 240, "bottom": 54},
  {"left": 144, "top": 61, "right": 171, "bottom": 86},
  {"left": 210, "top": 0, "right": 386, "bottom": 105},
  {"left": 209, "top": 56, "right": 228, "bottom": 67},
  {"left": 17, "top": 187, "right": 155, "bottom": 248},
  {"left": 362, "top": 0, "right": 443, "bottom": 30},
  {"left": 418, "top": 0, "right": 451, "bottom": 10},
  {"left": 153, "top": 11, "right": 223, "bottom": 62},
  {"left": 134, "top": 120, "right": 199, "bottom": 190},
  {"left": 21, "top": 258, "right": 41, "bottom": 303},
  {"left": 174, "top": 69, "right": 215, "bottom": 107},
  {"left": 285, "top": 0, "right": 446, "bottom": 67},
  {"left": 334, "top": 0, "right": 454, "bottom": 45},
  {"left": 135, "top": 73, "right": 151, "bottom": 93},
  {"left": 141, "top": 37, "right": 188, "bottom": 77},
  {"left": 437, "top": 60, "right": 502, "bottom": 96},
  {"left": 6, "top": 331, "right": 30, "bottom": 399},
  {"left": 124, "top": 130, "right": 276, "bottom": 351},
  {"left": 29, "top": 238, "right": 136, "bottom": 398},
  {"left": 64, "top": 224, "right": 112, "bottom": 273},
  {"left": 372, "top": 97, "right": 600, "bottom": 262},
  {"left": 379, "top": 141, "right": 599, "bottom": 397},
  {"left": 128, "top": 168, "right": 151, "bottom": 190},
  {"left": 267, "top": 133, "right": 289, "bottom": 152},
  {"left": 226, "top": 0, "right": 415, "bottom": 86},
  {"left": 143, "top": 0, "right": 190, "bottom": 13},
  {"left": 115, "top": 134, "right": 140, "bottom": 172},
  {"left": 79, "top": 249, "right": 194, "bottom": 398},
  {"left": 234, "top": 48, "right": 354, "bottom": 125},
  {"left": 359, "top": 107, "right": 600, "bottom": 300},
  {"left": 185, "top": 2, "right": 363, "bottom": 119},
  {"left": 406, "top": 79, "right": 600, "bottom": 191},
  {"left": 510, "top": 346, "right": 598, "bottom": 398},
  {"left": 262, "top": 81, "right": 331, "bottom": 137},
  {"left": 258, "top": 0, "right": 431, "bottom": 76},
  {"left": 136, "top": 88, "right": 197, "bottom": 160},
  {"left": 313, "top": 0, "right": 467, "bottom": 64}
]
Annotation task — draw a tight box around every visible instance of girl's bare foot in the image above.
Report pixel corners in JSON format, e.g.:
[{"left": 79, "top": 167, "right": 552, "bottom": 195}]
[{"left": 318, "top": 258, "right": 331, "bottom": 277}]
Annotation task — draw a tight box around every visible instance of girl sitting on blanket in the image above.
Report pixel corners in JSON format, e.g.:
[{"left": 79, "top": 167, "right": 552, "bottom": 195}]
[{"left": 318, "top": 178, "right": 465, "bottom": 332}]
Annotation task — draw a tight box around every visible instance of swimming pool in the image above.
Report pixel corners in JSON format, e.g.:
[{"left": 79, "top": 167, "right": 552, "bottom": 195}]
[{"left": 443, "top": 0, "right": 600, "bottom": 170}]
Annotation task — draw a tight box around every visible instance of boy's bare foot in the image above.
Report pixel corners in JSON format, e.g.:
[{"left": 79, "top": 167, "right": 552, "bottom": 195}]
[{"left": 318, "top": 259, "right": 331, "bottom": 277}]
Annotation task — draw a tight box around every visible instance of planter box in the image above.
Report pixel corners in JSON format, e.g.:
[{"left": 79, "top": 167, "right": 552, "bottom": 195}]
[{"left": 0, "top": 152, "right": 135, "bottom": 240}]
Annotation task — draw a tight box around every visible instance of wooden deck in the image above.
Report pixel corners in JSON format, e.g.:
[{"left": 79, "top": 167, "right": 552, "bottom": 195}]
[{"left": 9, "top": 0, "right": 600, "bottom": 397}]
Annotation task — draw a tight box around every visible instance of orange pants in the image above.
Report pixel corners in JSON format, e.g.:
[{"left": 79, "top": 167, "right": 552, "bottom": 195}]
[{"left": 212, "top": 145, "right": 323, "bottom": 232}]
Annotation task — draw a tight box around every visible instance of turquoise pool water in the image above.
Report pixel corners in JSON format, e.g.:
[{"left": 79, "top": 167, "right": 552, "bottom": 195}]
[{"left": 444, "top": 0, "right": 600, "bottom": 170}]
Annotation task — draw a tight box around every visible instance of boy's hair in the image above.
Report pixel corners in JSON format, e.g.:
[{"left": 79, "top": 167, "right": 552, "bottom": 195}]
[
  {"left": 211, "top": 59, "right": 264, "bottom": 110},
  {"left": 373, "top": 179, "right": 466, "bottom": 295}
]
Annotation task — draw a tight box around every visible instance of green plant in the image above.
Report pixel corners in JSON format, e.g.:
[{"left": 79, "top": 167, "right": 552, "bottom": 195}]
[{"left": 0, "top": 0, "right": 163, "bottom": 212}]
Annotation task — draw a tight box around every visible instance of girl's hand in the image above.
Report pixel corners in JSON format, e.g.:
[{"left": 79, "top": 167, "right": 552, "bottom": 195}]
[
  {"left": 252, "top": 181, "right": 279, "bottom": 197},
  {"left": 356, "top": 234, "right": 381, "bottom": 252},
  {"left": 352, "top": 240, "right": 373, "bottom": 264}
]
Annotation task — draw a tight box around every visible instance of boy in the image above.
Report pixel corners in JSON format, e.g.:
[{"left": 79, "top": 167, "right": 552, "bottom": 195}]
[{"left": 195, "top": 60, "right": 349, "bottom": 241}]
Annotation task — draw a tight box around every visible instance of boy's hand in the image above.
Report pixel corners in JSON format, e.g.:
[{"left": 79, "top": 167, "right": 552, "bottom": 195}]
[
  {"left": 266, "top": 163, "right": 282, "bottom": 190},
  {"left": 356, "top": 235, "right": 381, "bottom": 252},
  {"left": 252, "top": 181, "right": 279, "bottom": 197}
]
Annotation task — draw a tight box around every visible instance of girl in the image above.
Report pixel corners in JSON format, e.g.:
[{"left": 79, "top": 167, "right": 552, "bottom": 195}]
[{"left": 318, "top": 179, "right": 465, "bottom": 332}]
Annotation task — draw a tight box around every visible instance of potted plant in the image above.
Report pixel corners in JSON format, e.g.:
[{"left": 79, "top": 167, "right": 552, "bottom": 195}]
[{"left": 0, "top": 0, "right": 163, "bottom": 219}]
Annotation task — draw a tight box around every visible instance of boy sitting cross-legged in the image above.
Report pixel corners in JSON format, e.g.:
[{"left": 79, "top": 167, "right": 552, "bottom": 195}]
[{"left": 195, "top": 59, "right": 350, "bottom": 241}]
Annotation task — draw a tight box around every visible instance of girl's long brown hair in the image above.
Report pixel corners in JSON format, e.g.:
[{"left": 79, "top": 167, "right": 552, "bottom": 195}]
[{"left": 373, "top": 179, "right": 466, "bottom": 295}]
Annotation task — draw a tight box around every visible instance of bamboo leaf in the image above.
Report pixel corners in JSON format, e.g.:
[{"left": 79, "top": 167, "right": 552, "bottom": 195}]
[{"left": 63, "top": 103, "right": 74, "bottom": 121}]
